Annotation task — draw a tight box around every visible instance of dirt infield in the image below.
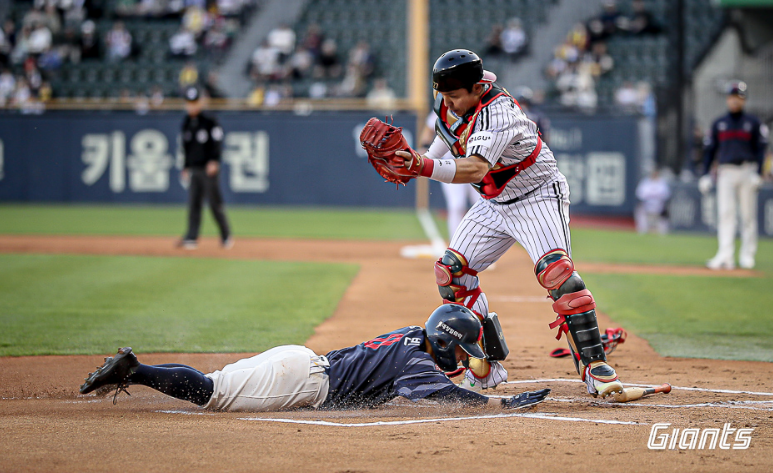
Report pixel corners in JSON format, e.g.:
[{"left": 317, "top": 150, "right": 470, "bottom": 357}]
[{"left": 1, "top": 235, "right": 771, "bottom": 473}]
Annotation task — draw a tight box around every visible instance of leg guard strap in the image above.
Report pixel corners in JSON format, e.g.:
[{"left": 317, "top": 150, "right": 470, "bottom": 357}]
[
  {"left": 564, "top": 310, "right": 607, "bottom": 365},
  {"left": 439, "top": 284, "right": 482, "bottom": 308}
]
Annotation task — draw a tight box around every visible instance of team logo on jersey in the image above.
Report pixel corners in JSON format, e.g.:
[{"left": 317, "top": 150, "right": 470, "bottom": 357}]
[
  {"left": 437, "top": 322, "right": 464, "bottom": 340},
  {"left": 468, "top": 131, "right": 493, "bottom": 145},
  {"left": 744, "top": 122, "right": 752, "bottom": 132},
  {"left": 403, "top": 337, "right": 422, "bottom": 346},
  {"left": 196, "top": 130, "right": 209, "bottom": 143},
  {"left": 718, "top": 122, "right": 727, "bottom": 131}
]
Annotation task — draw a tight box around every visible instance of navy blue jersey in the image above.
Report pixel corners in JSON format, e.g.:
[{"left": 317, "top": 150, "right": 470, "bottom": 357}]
[
  {"left": 703, "top": 111, "right": 769, "bottom": 174},
  {"left": 321, "top": 326, "right": 455, "bottom": 409}
]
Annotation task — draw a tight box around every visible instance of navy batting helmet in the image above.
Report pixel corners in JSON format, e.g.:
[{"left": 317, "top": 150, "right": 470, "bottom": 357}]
[
  {"left": 425, "top": 304, "right": 485, "bottom": 372},
  {"left": 726, "top": 80, "right": 747, "bottom": 98},
  {"left": 432, "top": 49, "right": 484, "bottom": 92}
]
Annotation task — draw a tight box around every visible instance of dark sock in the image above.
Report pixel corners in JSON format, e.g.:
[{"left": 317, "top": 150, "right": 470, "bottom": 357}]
[{"left": 128, "top": 364, "right": 214, "bottom": 406}]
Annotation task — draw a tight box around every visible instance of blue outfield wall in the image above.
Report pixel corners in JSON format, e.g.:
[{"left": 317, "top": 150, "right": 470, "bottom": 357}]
[{"left": 0, "top": 110, "right": 643, "bottom": 215}]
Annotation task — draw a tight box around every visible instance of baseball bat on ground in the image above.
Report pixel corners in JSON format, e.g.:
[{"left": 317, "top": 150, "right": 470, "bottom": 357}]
[{"left": 612, "top": 383, "right": 671, "bottom": 403}]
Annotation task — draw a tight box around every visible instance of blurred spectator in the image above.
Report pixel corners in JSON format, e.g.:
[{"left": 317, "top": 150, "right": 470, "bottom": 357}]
[
  {"left": 23, "top": 6, "right": 46, "bottom": 30},
  {"left": 79, "top": 20, "right": 100, "bottom": 60},
  {"left": 302, "top": 23, "right": 324, "bottom": 57},
  {"left": 348, "top": 41, "right": 375, "bottom": 79},
  {"left": 338, "top": 63, "right": 366, "bottom": 97},
  {"left": 38, "top": 81, "right": 52, "bottom": 102},
  {"left": 315, "top": 38, "right": 341, "bottom": 79},
  {"left": 11, "top": 25, "right": 32, "bottom": 64},
  {"left": 567, "top": 23, "right": 588, "bottom": 51},
  {"left": 585, "top": 41, "right": 613, "bottom": 78},
  {"left": 366, "top": 78, "right": 396, "bottom": 111},
  {"left": 178, "top": 62, "right": 199, "bottom": 89},
  {"left": 484, "top": 24, "right": 504, "bottom": 57},
  {"left": 150, "top": 86, "right": 164, "bottom": 107},
  {"left": 598, "top": 1, "right": 622, "bottom": 37},
  {"left": 501, "top": 18, "right": 527, "bottom": 60},
  {"left": 267, "top": 24, "right": 295, "bottom": 63},
  {"left": 203, "top": 20, "right": 229, "bottom": 57},
  {"left": 217, "top": 0, "right": 243, "bottom": 18},
  {"left": 308, "top": 81, "right": 327, "bottom": 99},
  {"left": 637, "top": 81, "right": 656, "bottom": 116},
  {"left": 28, "top": 23, "right": 53, "bottom": 56},
  {"left": 614, "top": 81, "right": 638, "bottom": 111},
  {"left": 556, "top": 63, "right": 597, "bottom": 111},
  {"left": 105, "top": 21, "right": 132, "bottom": 62},
  {"left": 263, "top": 84, "right": 287, "bottom": 107},
  {"left": 23, "top": 57, "right": 42, "bottom": 94},
  {"left": 0, "top": 68, "right": 15, "bottom": 106},
  {"left": 59, "top": 27, "right": 80, "bottom": 63},
  {"left": 247, "top": 83, "right": 265, "bottom": 106},
  {"left": 183, "top": 6, "right": 208, "bottom": 37},
  {"left": 12, "top": 76, "right": 32, "bottom": 106},
  {"left": 626, "top": 0, "right": 662, "bottom": 35},
  {"left": 635, "top": 169, "right": 671, "bottom": 234},
  {"left": 250, "top": 39, "right": 279, "bottom": 81},
  {"left": 43, "top": 5, "right": 62, "bottom": 36},
  {"left": 0, "top": 24, "right": 11, "bottom": 67},
  {"left": 170, "top": 28, "right": 198, "bottom": 57},
  {"left": 289, "top": 45, "right": 314, "bottom": 79},
  {"left": 203, "top": 71, "right": 224, "bottom": 98}
]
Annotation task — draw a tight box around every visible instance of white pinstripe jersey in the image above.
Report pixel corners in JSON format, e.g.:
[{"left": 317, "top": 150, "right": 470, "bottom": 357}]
[{"left": 428, "top": 86, "right": 563, "bottom": 203}]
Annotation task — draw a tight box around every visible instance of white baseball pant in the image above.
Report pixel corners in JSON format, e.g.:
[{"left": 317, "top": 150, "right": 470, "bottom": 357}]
[
  {"left": 449, "top": 179, "right": 572, "bottom": 317},
  {"left": 441, "top": 182, "right": 481, "bottom": 238},
  {"left": 713, "top": 162, "right": 759, "bottom": 266},
  {"left": 204, "top": 345, "right": 329, "bottom": 412}
]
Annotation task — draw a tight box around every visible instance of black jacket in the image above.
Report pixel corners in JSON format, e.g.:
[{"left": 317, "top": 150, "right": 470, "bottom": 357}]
[
  {"left": 703, "top": 111, "right": 768, "bottom": 175},
  {"left": 182, "top": 112, "right": 223, "bottom": 168}
]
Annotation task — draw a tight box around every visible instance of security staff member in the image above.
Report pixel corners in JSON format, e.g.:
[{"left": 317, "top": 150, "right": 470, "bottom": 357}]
[
  {"left": 178, "top": 86, "right": 232, "bottom": 249},
  {"left": 699, "top": 81, "right": 768, "bottom": 269}
]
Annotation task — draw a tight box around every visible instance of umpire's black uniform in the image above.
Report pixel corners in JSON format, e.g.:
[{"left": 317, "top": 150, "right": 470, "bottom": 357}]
[{"left": 179, "top": 87, "right": 231, "bottom": 248}]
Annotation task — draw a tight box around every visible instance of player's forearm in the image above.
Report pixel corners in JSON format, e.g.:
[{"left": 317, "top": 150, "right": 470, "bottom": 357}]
[{"left": 415, "top": 155, "right": 489, "bottom": 184}]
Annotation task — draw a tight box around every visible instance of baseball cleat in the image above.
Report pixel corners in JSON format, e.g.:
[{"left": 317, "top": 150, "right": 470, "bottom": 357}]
[
  {"left": 176, "top": 239, "right": 198, "bottom": 250},
  {"left": 583, "top": 361, "right": 623, "bottom": 398},
  {"left": 706, "top": 256, "right": 734, "bottom": 270},
  {"left": 739, "top": 256, "right": 755, "bottom": 270},
  {"left": 221, "top": 237, "right": 234, "bottom": 249},
  {"left": 80, "top": 347, "right": 139, "bottom": 403}
]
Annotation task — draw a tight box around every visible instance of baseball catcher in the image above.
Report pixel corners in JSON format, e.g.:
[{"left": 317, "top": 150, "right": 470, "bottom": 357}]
[
  {"left": 362, "top": 49, "right": 627, "bottom": 399},
  {"left": 80, "top": 304, "right": 550, "bottom": 412}
]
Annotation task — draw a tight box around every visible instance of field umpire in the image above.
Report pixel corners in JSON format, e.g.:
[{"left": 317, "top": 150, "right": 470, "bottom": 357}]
[{"left": 178, "top": 86, "right": 232, "bottom": 249}]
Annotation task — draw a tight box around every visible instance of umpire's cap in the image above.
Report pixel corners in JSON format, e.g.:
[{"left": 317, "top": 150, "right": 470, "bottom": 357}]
[
  {"left": 184, "top": 86, "right": 201, "bottom": 102},
  {"left": 433, "top": 49, "right": 496, "bottom": 92},
  {"left": 424, "top": 304, "right": 485, "bottom": 372},
  {"left": 726, "top": 80, "right": 747, "bottom": 98}
]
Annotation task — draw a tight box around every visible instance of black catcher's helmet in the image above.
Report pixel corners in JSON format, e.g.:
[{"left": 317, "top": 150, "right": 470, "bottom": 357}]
[
  {"left": 424, "top": 304, "right": 486, "bottom": 372},
  {"left": 433, "top": 49, "right": 484, "bottom": 92}
]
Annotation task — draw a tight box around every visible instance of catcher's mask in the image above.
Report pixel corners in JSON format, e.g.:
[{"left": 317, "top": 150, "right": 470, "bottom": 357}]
[{"left": 424, "top": 304, "right": 485, "bottom": 372}]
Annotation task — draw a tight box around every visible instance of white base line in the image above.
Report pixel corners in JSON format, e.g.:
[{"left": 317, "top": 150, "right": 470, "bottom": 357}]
[
  {"left": 503, "top": 378, "right": 773, "bottom": 397},
  {"left": 238, "top": 412, "right": 638, "bottom": 427},
  {"left": 417, "top": 208, "right": 447, "bottom": 256},
  {"left": 547, "top": 397, "right": 773, "bottom": 412}
]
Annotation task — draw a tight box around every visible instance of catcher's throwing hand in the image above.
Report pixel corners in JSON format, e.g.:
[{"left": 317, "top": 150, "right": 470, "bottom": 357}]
[
  {"left": 360, "top": 117, "right": 426, "bottom": 186},
  {"left": 501, "top": 388, "right": 551, "bottom": 409}
]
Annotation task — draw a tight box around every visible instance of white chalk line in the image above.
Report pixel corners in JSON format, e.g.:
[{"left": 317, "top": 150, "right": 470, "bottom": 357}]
[
  {"left": 503, "top": 378, "right": 773, "bottom": 397},
  {"left": 238, "top": 412, "right": 639, "bottom": 427},
  {"left": 547, "top": 397, "right": 773, "bottom": 412},
  {"left": 157, "top": 409, "right": 213, "bottom": 416}
]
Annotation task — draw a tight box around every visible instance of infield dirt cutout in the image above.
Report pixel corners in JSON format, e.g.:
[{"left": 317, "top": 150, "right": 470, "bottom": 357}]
[{"left": 0, "top": 235, "right": 771, "bottom": 473}]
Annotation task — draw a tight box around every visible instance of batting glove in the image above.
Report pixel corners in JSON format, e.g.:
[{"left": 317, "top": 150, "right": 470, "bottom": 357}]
[{"left": 501, "top": 388, "right": 551, "bottom": 409}]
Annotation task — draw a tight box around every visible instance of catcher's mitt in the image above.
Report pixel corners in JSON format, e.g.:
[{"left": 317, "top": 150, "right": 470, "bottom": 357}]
[{"left": 360, "top": 117, "right": 422, "bottom": 186}]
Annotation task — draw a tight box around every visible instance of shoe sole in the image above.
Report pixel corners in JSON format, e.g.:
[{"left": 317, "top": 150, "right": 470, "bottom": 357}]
[
  {"left": 80, "top": 347, "right": 136, "bottom": 394},
  {"left": 590, "top": 380, "right": 624, "bottom": 399}
]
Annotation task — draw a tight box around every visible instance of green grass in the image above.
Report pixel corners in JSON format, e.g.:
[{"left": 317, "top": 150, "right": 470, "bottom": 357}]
[
  {"left": 0, "top": 204, "right": 428, "bottom": 241},
  {"left": 0, "top": 254, "right": 358, "bottom": 356},
  {"left": 571, "top": 228, "right": 773, "bottom": 361},
  {"left": 572, "top": 227, "right": 773, "bottom": 274}
]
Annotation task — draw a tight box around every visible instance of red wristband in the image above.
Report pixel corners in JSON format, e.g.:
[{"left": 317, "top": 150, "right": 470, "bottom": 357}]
[{"left": 419, "top": 156, "right": 434, "bottom": 177}]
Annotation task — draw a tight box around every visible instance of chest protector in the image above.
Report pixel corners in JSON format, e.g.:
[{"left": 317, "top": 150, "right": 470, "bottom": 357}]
[{"left": 434, "top": 85, "right": 541, "bottom": 199}]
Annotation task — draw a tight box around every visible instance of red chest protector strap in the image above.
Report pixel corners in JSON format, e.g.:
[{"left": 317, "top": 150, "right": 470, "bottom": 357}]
[{"left": 473, "top": 138, "right": 542, "bottom": 199}]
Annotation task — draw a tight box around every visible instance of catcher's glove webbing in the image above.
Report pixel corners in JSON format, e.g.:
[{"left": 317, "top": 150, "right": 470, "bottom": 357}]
[{"left": 360, "top": 117, "right": 424, "bottom": 186}]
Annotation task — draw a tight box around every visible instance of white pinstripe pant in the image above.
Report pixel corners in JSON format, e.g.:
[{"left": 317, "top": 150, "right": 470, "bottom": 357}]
[{"left": 448, "top": 179, "right": 572, "bottom": 317}]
